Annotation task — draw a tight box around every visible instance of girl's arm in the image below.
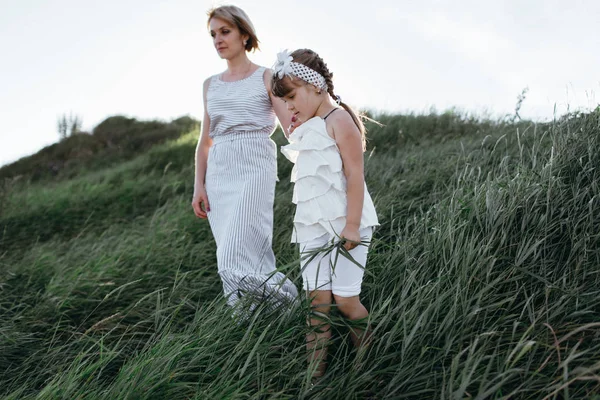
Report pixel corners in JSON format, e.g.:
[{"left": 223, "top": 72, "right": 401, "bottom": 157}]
[
  {"left": 331, "top": 112, "right": 365, "bottom": 250},
  {"left": 191, "top": 78, "right": 214, "bottom": 219},
  {"left": 263, "top": 68, "right": 294, "bottom": 138}
]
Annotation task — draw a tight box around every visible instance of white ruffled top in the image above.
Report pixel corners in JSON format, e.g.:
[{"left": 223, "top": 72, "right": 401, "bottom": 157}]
[{"left": 281, "top": 116, "right": 379, "bottom": 243}]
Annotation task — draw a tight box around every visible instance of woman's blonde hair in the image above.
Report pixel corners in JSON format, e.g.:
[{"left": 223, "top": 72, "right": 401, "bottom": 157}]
[{"left": 207, "top": 5, "right": 260, "bottom": 52}]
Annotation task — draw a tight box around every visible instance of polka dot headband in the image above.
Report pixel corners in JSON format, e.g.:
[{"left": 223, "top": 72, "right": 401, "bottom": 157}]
[{"left": 272, "top": 50, "right": 327, "bottom": 90}]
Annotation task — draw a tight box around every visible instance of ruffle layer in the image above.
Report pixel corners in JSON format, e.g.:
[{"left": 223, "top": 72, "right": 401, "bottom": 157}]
[
  {"left": 281, "top": 130, "right": 336, "bottom": 160},
  {"left": 293, "top": 188, "right": 347, "bottom": 225},
  {"left": 292, "top": 172, "right": 346, "bottom": 203},
  {"left": 289, "top": 151, "right": 343, "bottom": 182},
  {"left": 292, "top": 217, "right": 347, "bottom": 243}
]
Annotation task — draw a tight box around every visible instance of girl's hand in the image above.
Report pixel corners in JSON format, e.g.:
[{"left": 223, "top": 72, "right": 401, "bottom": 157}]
[
  {"left": 340, "top": 224, "right": 361, "bottom": 251},
  {"left": 288, "top": 114, "right": 301, "bottom": 135},
  {"left": 191, "top": 187, "right": 210, "bottom": 219}
]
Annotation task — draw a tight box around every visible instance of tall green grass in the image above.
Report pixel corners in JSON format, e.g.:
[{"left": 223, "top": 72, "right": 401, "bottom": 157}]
[{"left": 1, "top": 109, "right": 599, "bottom": 399}]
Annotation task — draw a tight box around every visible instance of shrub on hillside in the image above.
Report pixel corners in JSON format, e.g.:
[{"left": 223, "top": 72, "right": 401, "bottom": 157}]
[{"left": 0, "top": 115, "right": 199, "bottom": 182}]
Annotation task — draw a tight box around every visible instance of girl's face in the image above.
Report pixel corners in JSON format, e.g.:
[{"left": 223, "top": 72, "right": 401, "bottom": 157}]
[
  {"left": 280, "top": 80, "right": 324, "bottom": 124},
  {"left": 209, "top": 17, "right": 248, "bottom": 59}
]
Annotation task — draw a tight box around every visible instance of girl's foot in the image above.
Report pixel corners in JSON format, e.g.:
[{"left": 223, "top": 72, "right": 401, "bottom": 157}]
[{"left": 307, "top": 374, "right": 325, "bottom": 394}]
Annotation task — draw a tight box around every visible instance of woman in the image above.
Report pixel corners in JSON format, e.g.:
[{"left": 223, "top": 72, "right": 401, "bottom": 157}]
[{"left": 191, "top": 5, "right": 298, "bottom": 312}]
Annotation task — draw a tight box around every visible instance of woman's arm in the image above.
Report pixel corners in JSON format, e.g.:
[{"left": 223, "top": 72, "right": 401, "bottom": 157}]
[
  {"left": 263, "top": 68, "right": 294, "bottom": 138},
  {"left": 331, "top": 112, "right": 365, "bottom": 249},
  {"left": 192, "top": 78, "right": 214, "bottom": 219}
]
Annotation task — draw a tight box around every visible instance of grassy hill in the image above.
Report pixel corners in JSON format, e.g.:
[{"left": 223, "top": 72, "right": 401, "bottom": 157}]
[{"left": 1, "top": 109, "right": 599, "bottom": 399}]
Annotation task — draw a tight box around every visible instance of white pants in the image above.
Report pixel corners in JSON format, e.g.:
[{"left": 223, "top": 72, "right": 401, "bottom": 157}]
[{"left": 299, "top": 227, "right": 373, "bottom": 297}]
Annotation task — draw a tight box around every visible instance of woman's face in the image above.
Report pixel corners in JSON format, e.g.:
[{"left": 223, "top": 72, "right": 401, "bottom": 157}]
[{"left": 209, "top": 17, "right": 247, "bottom": 59}]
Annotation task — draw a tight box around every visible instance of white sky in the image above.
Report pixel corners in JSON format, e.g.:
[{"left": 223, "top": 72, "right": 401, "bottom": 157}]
[{"left": 0, "top": 0, "right": 598, "bottom": 166}]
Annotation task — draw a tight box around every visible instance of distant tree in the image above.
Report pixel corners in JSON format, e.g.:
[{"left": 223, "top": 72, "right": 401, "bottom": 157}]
[
  {"left": 57, "top": 112, "right": 83, "bottom": 140},
  {"left": 57, "top": 115, "right": 68, "bottom": 140},
  {"left": 69, "top": 113, "right": 82, "bottom": 136},
  {"left": 513, "top": 87, "right": 529, "bottom": 122}
]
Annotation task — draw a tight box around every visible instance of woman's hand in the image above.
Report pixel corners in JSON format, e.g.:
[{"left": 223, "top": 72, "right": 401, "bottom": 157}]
[
  {"left": 191, "top": 187, "right": 210, "bottom": 219},
  {"left": 340, "top": 224, "right": 361, "bottom": 251}
]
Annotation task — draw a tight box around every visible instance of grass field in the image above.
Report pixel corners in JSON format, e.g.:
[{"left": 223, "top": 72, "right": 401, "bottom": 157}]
[{"left": 1, "top": 108, "right": 599, "bottom": 399}]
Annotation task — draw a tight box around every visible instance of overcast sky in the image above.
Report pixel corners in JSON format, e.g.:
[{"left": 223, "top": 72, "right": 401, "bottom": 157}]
[{"left": 1, "top": 0, "right": 598, "bottom": 166}]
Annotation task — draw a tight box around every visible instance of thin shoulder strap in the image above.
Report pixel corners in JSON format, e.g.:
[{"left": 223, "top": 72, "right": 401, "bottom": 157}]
[{"left": 323, "top": 107, "right": 340, "bottom": 120}]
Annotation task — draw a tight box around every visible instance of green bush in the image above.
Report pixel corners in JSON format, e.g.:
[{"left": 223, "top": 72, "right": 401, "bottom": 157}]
[{"left": 0, "top": 115, "right": 199, "bottom": 183}]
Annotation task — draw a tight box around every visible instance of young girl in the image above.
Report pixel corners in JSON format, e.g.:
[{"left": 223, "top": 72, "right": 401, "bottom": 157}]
[{"left": 271, "top": 49, "right": 379, "bottom": 379}]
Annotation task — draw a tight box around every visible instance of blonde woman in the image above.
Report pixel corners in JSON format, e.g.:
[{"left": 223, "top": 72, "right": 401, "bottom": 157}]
[{"left": 191, "top": 5, "right": 298, "bottom": 312}]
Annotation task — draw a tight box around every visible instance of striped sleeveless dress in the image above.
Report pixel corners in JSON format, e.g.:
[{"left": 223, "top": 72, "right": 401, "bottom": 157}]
[{"left": 205, "top": 66, "right": 298, "bottom": 310}]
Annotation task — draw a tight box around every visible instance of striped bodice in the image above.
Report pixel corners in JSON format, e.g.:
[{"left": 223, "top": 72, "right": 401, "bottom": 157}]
[{"left": 206, "top": 66, "right": 276, "bottom": 138}]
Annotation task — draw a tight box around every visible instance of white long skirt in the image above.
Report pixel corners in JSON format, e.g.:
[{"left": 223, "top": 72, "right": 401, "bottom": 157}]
[{"left": 205, "top": 132, "right": 298, "bottom": 310}]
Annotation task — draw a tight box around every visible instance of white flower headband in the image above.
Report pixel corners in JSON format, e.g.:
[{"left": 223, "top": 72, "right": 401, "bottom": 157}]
[{"left": 272, "top": 50, "right": 327, "bottom": 90}]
